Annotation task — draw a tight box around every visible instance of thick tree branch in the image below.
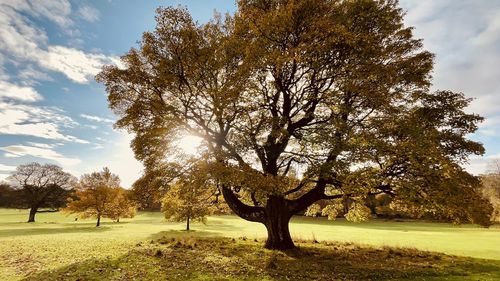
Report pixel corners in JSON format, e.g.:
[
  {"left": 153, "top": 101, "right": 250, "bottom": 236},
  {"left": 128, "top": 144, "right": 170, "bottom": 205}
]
[{"left": 221, "top": 186, "right": 265, "bottom": 223}]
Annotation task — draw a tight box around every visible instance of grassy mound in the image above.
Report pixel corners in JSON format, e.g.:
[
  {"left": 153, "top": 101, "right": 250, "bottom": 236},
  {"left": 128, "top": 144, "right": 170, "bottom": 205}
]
[{"left": 25, "top": 231, "right": 500, "bottom": 281}]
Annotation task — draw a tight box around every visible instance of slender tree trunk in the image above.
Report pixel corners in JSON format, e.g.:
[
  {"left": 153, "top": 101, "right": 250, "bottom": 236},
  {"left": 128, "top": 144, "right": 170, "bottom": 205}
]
[
  {"left": 263, "top": 196, "right": 294, "bottom": 250},
  {"left": 117, "top": 217, "right": 120, "bottom": 223},
  {"left": 27, "top": 206, "right": 38, "bottom": 223},
  {"left": 96, "top": 214, "right": 101, "bottom": 227},
  {"left": 186, "top": 213, "right": 190, "bottom": 231}
]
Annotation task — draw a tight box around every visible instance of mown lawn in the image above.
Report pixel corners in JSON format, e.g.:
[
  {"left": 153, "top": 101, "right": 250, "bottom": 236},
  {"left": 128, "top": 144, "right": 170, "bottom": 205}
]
[{"left": 1, "top": 209, "right": 499, "bottom": 280}]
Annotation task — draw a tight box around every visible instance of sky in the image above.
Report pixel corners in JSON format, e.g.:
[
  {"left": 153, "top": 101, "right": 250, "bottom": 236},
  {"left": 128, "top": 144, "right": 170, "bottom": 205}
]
[{"left": 0, "top": 0, "right": 498, "bottom": 187}]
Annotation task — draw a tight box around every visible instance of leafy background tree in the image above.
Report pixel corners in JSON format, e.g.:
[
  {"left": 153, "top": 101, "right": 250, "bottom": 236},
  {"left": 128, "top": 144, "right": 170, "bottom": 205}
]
[
  {"left": 131, "top": 162, "right": 183, "bottom": 211},
  {"left": 97, "top": 0, "right": 490, "bottom": 249},
  {"left": 162, "top": 161, "right": 217, "bottom": 230},
  {"left": 7, "top": 163, "right": 76, "bottom": 222},
  {"left": 0, "top": 182, "right": 17, "bottom": 208},
  {"left": 481, "top": 161, "right": 500, "bottom": 222},
  {"left": 64, "top": 168, "right": 136, "bottom": 226},
  {"left": 105, "top": 188, "right": 137, "bottom": 223}
]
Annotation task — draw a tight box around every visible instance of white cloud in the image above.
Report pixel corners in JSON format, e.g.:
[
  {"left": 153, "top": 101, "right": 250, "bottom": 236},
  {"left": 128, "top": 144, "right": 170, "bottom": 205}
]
[
  {"left": 27, "top": 0, "right": 73, "bottom": 28},
  {"left": 401, "top": 0, "right": 500, "bottom": 176},
  {"left": 477, "top": 115, "right": 500, "bottom": 137},
  {"left": 80, "top": 113, "right": 114, "bottom": 124},
  {"left": 18, "top": 65, "right": 53, "bottom": 83},
  {"left": 0, "top": 0, "right": 118, "bottom": 84},
  {"left": 40, "top": 46, "right": 116, "bottom": 84},
  {"left": 25, "top": 142, "right": 57, "bottom": 149},
  {"left": 85, "top": 124, "right": 98, "bottom": 130},
  {"left": 401, "top": 0, "right": 500, "bottom": 116},
  {"left": 0, "top": 145, "right": 81, "bottom": 166},
  {"left": 92, "top": 144, "right": 104, "bottom": 150},
  {"left": 0, "top": 163, "right": 16, "bottom": 172},
  {"left": 0, "top": 80, "right": 42, "bottom": 102},
  {"left": 0, "top": 102, "right": 88, "bottom": 143},
  {"left": 466, "top": 154, "right": 500, "bottom": 176},
  {"left": 0, "top": 173, "right": 10, "bottom": 182},
  {"left": 78, "top": 4, "right": 100, "bottom": 23}
]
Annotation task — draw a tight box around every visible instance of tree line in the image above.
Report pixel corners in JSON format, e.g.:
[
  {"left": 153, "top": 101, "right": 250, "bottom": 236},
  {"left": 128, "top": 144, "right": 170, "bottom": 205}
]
[
  {"left": 1, "top": 159, "right": 499, "bottom": 231},
  {"left": 0, "top": 163, "right": 136, "bottom": 226},
  {"left": 0, "top": 161, "right": 221, "bottom": 230}
]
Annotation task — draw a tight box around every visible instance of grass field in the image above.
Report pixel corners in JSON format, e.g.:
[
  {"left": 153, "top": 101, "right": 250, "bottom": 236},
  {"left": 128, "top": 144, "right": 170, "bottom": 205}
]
[{"left": 1, "top": 209, "right": 500, "bottom": 280}]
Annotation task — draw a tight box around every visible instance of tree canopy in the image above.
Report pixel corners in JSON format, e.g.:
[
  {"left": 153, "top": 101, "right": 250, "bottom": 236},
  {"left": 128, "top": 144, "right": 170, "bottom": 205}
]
[
  {"left": 97, "top": 0, "right": 490, "bottom": 249},
  {"left": 64, "top": 167, "right": 136, "bottom": 226}
]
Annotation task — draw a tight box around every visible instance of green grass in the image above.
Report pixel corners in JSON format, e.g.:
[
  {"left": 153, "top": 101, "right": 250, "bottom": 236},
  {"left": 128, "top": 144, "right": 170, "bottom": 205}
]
[{"left": 1, "top": 209, "right": 499, "bottom": 280}]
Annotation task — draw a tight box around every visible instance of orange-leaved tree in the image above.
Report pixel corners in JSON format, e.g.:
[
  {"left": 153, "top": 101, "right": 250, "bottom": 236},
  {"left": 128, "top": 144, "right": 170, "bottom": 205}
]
[
  {"left": 106, "top": 188, "right": 137, "bottom": 223},
  {"left": 64, "top": 168, "right": 136, "bottom": 226}
]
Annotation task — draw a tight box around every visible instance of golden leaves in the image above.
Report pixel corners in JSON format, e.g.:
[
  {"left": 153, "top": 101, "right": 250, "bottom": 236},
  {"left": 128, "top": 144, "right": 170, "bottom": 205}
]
[{"left": 64, "top": 168, "right": 137, "bottom": 222}]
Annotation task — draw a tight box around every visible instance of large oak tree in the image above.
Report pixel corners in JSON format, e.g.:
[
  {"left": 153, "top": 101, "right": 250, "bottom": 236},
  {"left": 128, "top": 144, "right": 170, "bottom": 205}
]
[{"left": 97, "top": 0, "right": 490, "bottom": 249}]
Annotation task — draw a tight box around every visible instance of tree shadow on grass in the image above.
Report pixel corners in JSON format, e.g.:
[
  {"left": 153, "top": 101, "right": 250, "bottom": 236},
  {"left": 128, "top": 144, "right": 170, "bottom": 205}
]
[
  {"left": 144, "top": 218, "right": 251, "bottom": 237},
  {"left": 23, "top": 234, "right": 500, "bottom": 281},
  {"left": 0, "top": 225, "right": 111, "bottom": 237},
  {"left": 290, "top": 216, "right": 490, "bottom": 233},
  {"left": 148, "top": 229, "right": 223, "bottom": 241}
]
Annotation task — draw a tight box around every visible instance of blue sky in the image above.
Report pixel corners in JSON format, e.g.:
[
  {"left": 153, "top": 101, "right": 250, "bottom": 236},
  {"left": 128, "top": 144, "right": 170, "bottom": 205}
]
[{"left": 0, "top": 0, "right": 498, "bottom": 187}]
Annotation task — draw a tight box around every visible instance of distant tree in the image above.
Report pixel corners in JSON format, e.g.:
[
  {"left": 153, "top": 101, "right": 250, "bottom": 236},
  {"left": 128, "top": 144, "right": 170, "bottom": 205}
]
[
  {"left": 321, "top": 203, "right": 344, "bottom": 221},
  {"left": 162, "top": 162, "right": 216, "bottom": 230},
  {"left": 304, "top": 204, "right": 321, "bottom": 217},
  {"left": 64, "top": 168, "right": 135, "bottom": 226},
  {"left": 305, "top": 200, "right": 369, "bottom": 222},
  {"left": 7, "top": 163, "right": 75, "bottom": 222},
  {"left": 98, "top": 1, "right": 490, "bottom": 249},
  {"left": 481, "top": 161, "right": 500, "bottom": 222},
  {"left": 106, "top": 188, "right": 137, "bottom": 222},
  {"left": 0, "top": 182, "right": 14, "bottom": 207}
]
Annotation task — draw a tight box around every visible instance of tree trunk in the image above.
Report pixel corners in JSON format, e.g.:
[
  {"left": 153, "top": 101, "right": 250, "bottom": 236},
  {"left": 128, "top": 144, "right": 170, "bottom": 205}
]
[
  {"left": 264, "top": 196, "right": 295, "bottom": 250},
  {"left": 221, "top": 186, "right": 297, "bottom": 249},
  {"left": 27, "top": 206, "right": 37, "bottom": 223},
  {"left": 186, "top": 214, "right": 190, "bottom": 231},
  {"left": 96, "top": 214, "right": 101, "bottom": 227},
  {"left": 117, "top": 218, "right": 120, "bottom": 223}
]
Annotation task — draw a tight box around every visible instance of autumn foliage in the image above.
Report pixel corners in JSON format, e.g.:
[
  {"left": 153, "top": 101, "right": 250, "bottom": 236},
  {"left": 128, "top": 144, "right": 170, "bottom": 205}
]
[
  {"left": 64, "top": 168, "right": 136, "bottom": 226},
  {"left": 162, "top": 161, "right": 217, "bottom": 230},
  {"left": 97, "top": 0, "right": 491, "bottom": 248}
]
